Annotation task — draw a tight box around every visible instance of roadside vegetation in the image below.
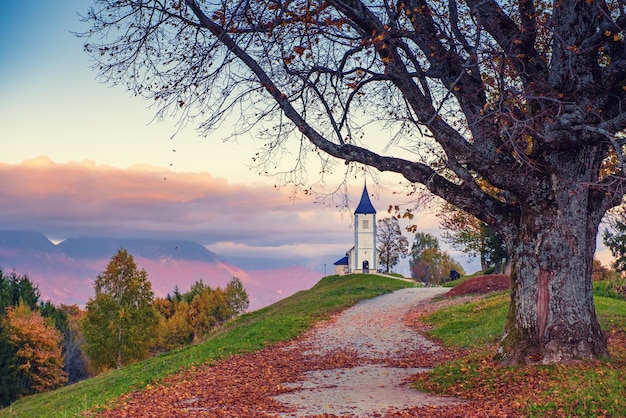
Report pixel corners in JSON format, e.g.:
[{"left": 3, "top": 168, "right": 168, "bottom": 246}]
[
  {"left": 412, "top": 278, "right": 626, "bottom": 417},
  {"left": 0, "top": 274, "right": 410, "bottom": 417}
]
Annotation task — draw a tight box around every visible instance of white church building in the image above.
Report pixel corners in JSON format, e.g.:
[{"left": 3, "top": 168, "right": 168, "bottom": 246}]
[{"left": 333, "top": 184, "right": 378, "bottom": 275}]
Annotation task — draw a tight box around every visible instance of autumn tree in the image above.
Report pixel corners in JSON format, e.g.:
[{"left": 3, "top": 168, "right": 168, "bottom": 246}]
[
  {"left": 225, "top": 277, "right": 250, "bottom": 315},
  {"left": 155, "top": 278, "right": 249, "bottom": 348},
  {"left": 3, "top": 302, "right": 67, "bottom": 395},
  {"left": 186, "top": 278, "right": 248, "bottom": 340},
  {"left": 377, "top": 217, "right": 409, "bottom": 273},
  {"left": 409, "top": 233, "right": 464, "bottom": 284},
  {"left": 160, "top": 300, "right": 194, "bottom": 349},
  {"left": 0, "top": 271, "right": 70, "bottom": 404},
  {"left": 188, "top": 287, "right": 231, "bottom": 340},
  {"left": 82, "top": 249, "right": 158, "bottom": 371},
  {"left": 153, "top": 297, "right": 175, "bottom": 319},
  {"left": 409, "top": 232, "right": 439, "bottom": 282},
  {"left": 82, "top": 0, "right": 626, "bottom": 364},
  {"left": 438, "top": 203, "right": 508, "bottom": 273}
]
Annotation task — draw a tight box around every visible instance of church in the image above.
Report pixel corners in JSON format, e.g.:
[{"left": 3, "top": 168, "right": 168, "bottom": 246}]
[{"left": 333, "top": 184, "right": 378, "bottom": 275}]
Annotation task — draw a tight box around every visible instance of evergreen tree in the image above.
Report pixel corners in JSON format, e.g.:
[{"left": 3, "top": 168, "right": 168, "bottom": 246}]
[
  {"left": 0, "top": 327, "right": 20, "bottom": 407},
  {"left": 0, "top": 271, "right": 40, "bottom": 313}
]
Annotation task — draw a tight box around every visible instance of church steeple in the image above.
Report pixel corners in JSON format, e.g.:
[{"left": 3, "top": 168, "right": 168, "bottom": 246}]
[
  {"left": 332, "top": 184, "right": 379, "bottom": 275},
  {"left": 351, "top": 183, "right": 377, "bottom": 273},
  {"left": 354, "top": 183, "right": 376, "bottom": 214}
]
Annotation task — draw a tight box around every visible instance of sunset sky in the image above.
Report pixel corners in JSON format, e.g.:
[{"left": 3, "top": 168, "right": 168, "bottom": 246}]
[
  {"left": 0, "top": 2, "right": 613, "bottom": 273},
  {"left": 0, "top": 1, "right": 444, "bottom": 272}
]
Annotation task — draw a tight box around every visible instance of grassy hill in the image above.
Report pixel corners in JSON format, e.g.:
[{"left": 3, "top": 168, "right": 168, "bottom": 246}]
[{"left": 0, "top": 274, "right": 411, "bottom": 417}]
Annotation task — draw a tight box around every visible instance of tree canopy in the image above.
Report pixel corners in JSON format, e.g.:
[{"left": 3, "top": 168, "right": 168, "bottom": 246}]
[
  {"left": 2, "top": 302, "right": 67, "bottom": 395},
  {"left": 82, "top": 0, "right": 626, "bottom": 364},
  {"left": 438, "top": 203, "right": 508, "bottom": 273},
  {"left": 82, "top": 249, "right": 158, "bottom": 371},
  {"left": 377, "top": 217, "right": 409, "bottom": 273},
  {"left": 0, "top": 270, "right": 75, "bottom": 406},
  {"left": 409, "top": 232, "right": 464, "bottom": 284}
]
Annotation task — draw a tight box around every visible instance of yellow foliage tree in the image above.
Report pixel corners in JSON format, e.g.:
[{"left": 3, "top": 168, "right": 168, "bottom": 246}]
[
  {"left": 188, "top": 288, "right": 230, "bottom": 341},
  {"left": 82, "top": 249, "right": 158, "bottom": 372},
  {"left": 3, "top": 301, "right": 67, "bottom": 394}
]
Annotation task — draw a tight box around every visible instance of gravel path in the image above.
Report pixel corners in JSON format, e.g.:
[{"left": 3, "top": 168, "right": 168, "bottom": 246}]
[{"left": 273, "top": 287, "right": 464, "bottom": 417}]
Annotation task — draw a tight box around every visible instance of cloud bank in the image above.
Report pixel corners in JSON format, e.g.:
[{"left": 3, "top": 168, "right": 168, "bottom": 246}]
[
  {"left": 0, "top": 157, "right": 362, "bottom": 259},
  {"left": 6, "top": 157, "right": 612, "bottom": 273}
]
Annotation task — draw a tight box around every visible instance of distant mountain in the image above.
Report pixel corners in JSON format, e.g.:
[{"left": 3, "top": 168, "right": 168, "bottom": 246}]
[
  {"left": 58, "top": 237, "right": 222, "bottom": 263},
  {"left": 0, "top": 230, "right": 322, "bottom": 311},
  {"left": 0, "top": 230, "right": 60, "bottom": 253}
]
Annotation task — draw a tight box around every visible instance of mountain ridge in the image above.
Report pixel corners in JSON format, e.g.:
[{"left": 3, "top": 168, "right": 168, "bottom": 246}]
[
  {"left": 57, "top": 236, "right": 222, "bottom": 263},
  {"left": 0, "top": 230, "right": 323, "bottom": 311}
]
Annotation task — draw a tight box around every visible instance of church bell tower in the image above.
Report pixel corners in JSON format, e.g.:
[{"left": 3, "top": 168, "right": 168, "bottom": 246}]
[{"left": 352, "top": 184, "right": 377, "bottom": 273}]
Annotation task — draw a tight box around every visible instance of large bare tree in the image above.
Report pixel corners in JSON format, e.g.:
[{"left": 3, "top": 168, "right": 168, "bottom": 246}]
[{"left": 82, "top": 0, "right": 626, "bottom": 364}]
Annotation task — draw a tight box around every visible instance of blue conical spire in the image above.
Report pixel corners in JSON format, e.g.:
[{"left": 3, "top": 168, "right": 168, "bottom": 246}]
[{"left": 354, "top": 184, "right": 376, "bottom": 214}]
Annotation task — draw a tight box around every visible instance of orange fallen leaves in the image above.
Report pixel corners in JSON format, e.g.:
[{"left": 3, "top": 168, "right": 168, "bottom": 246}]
[{"left": 90, "top": 300, "right": 625, "bottom": 418}]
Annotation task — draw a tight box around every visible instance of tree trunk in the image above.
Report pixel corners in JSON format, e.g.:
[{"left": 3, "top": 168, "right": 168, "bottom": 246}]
[
  {"left": 117, "top": 324, "right": 122, "bottom": 370},
  {"left": 495, "top": 159, "right": 609, "bottom": 365},
  {"left": 480, "top": 252, "right": 489, "bottom": 271}
]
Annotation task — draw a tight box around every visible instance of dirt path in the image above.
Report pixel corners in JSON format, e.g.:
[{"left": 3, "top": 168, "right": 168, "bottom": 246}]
[
  {"left": 99, "top": 287, "right": 465, "bottom": 417},
  {"left": 273, "top": 287, "right": 464, "bottom": 417}
]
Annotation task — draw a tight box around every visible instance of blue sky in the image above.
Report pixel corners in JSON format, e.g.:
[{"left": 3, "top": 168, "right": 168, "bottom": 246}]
[{"left": 0, "top": 1, "right": 249, "bottom": 176}]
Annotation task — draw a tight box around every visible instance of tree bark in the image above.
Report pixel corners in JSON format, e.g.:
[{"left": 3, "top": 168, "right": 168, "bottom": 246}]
[
  {"left": 495, "top": 150, "right": 609, "bottom": 364},
  {"left": 117, "top": 324, "right": 122, "bottom": 370}
]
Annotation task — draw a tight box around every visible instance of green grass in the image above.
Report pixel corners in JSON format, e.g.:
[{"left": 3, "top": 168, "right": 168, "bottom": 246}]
[
  {"left": 415, "top": 285, "right": 626, "bottom": 417},
  {"left": 422, "top": 292, "right": 509, "bottom": 348},
  {"left": 593, "top": 278, "right": 626, "bottom": 301},
  {"left": 424, "top": 282, "right": 626, "bottom": 350},
  {"left": 0, "top": 274, "right": 411, "bottom": 418},
  {"left": 595, "top": 295, "right": 626, "bottom": 331}
]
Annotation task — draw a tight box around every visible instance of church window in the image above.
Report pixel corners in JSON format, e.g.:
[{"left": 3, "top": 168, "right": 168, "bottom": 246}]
[{"left": 362, "top": 220, "right": 369, "bottom": 229}]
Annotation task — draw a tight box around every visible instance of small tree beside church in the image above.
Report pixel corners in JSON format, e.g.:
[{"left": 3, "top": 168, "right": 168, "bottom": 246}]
[{"left": 377, "top": 217, "right": 409, "bottom": 274}]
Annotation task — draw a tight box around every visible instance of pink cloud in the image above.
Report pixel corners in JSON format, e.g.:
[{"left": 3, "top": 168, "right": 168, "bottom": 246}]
[{"left": 0, "top": 157, "right": 355, "bottom": 257}]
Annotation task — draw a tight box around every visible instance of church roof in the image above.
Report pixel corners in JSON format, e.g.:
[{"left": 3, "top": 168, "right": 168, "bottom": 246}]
[
  {"left": 333, "top": 256, "right": 349, "bottom": 265},
  {"left": 354, "top": 184, "right": 376, "bottom": 214}
]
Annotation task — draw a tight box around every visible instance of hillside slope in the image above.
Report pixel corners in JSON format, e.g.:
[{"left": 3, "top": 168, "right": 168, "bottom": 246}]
[{"left": 0, "top": 274, "right": 412, "bottom": 417}]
